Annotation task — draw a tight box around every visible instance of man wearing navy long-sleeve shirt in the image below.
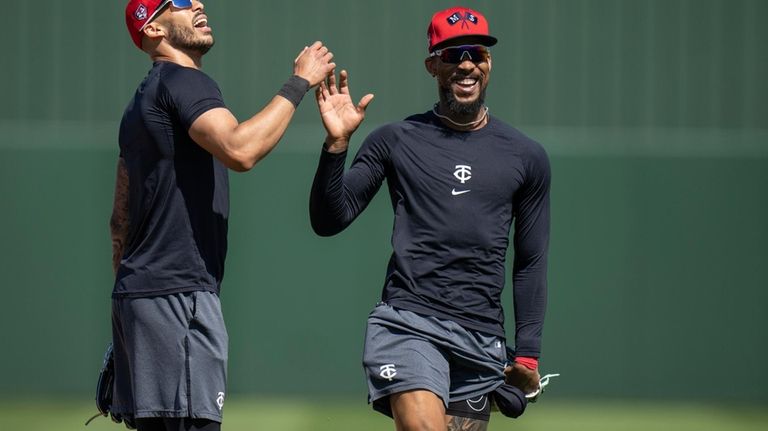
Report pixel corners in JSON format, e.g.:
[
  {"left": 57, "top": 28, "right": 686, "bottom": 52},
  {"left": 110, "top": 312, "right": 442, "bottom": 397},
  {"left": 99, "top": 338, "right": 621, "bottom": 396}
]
[{"left": 310, "top": 7, "right": 550, "bottom": 431}]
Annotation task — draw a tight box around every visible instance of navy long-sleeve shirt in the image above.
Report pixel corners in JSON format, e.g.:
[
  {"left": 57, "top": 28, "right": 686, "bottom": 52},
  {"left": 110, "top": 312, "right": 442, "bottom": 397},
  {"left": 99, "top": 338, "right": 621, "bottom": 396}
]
[{"left": 310, "top": 111, "right": 550, "bottom": 357}]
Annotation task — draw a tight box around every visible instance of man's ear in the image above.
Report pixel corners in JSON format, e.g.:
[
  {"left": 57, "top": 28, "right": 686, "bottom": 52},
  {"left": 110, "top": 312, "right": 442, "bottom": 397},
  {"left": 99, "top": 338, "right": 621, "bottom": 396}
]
[
  {"left": 142, "top": 22, "right": 166, "bottom": 41},
  {"left": 424, "top": 57, "right": 437, "bottom": 77},
  {"left": 139, "top": 22, "right": 166, "bottom": 50}
]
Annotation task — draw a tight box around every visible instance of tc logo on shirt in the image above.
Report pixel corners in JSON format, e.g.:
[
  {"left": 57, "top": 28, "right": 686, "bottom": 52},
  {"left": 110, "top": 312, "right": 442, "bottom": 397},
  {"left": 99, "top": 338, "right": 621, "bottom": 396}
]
[
  {"left": 452, "top": 165, "right": 473, "bottom": 196},
  {"left": 454, "top": 165, "right": 472, "bottom": 184}
]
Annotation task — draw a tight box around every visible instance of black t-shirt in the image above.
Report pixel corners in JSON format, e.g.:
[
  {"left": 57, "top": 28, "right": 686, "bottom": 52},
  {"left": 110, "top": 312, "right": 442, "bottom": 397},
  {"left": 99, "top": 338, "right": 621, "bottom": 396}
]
[
  {"left": 114, "top": 61, "right": 228, "bottom": 298},
  {"left": 310, "top": 111, "right": 550, "bottom": 357}
]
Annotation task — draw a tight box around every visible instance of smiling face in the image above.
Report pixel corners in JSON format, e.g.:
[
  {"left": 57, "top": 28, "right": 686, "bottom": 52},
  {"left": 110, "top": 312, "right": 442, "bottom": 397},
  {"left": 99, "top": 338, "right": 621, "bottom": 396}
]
[
  {"left": 426, "top": 45, "right": 492, "bottom": 117},
  {"left": 152, "top": 0, "right": 214, "bottom": 55}
]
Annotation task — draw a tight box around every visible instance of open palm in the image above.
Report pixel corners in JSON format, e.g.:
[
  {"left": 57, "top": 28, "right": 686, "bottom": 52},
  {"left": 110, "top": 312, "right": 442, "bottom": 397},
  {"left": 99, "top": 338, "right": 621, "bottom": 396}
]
[{"left": 316, "top": 70, "right": 374, "bottom": 145}]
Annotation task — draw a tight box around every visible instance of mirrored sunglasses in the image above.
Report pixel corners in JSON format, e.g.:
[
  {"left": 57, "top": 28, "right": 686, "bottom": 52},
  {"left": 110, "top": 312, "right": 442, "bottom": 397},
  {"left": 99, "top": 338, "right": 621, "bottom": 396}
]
[{"left": 430, "top": 45, "right": 491, "bottom": 64}]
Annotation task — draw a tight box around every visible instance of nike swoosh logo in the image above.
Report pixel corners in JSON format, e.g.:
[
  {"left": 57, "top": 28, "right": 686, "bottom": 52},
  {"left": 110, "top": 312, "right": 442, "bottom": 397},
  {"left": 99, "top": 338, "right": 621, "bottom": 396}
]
[
  {"left": 465, "top": 395, "right": 488, "bottom": 412},
  {"left": 452, "top": 188, "right": 471, "bottom": 196}
]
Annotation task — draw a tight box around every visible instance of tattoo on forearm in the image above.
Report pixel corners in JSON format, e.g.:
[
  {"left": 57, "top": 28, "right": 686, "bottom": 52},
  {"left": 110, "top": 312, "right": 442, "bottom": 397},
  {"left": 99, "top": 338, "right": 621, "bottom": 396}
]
[
  {"left": 446, "top": 415, "right": 489, "bottom": 431},
  {"left": 110, "top": 157, "right": 130, "bottom": 274}
]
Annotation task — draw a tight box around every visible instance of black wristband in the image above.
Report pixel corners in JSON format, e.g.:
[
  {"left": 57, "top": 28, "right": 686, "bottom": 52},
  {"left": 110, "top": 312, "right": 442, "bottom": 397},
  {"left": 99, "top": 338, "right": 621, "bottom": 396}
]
[{"left": 277, "top": 75, "right": 310, "bottom": 108}]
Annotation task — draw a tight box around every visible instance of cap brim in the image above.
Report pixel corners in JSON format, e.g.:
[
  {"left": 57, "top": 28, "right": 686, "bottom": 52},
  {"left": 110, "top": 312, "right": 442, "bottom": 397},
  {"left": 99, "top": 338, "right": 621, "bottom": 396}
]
[{"left": 431, "top": 35, "right": 498, "bottom": 52}]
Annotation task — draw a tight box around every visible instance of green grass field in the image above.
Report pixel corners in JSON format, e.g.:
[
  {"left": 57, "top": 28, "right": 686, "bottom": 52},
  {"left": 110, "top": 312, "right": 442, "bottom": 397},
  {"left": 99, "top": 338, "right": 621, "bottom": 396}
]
[{"left": 3, "top": 397, "right": 766, "bottom": 431}]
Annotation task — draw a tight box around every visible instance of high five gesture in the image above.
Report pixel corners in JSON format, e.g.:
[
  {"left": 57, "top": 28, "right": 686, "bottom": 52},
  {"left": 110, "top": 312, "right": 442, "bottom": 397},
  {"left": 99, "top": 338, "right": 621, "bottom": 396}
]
[{"left": 316, "top": 70, "right": 374, "bottom": 153}]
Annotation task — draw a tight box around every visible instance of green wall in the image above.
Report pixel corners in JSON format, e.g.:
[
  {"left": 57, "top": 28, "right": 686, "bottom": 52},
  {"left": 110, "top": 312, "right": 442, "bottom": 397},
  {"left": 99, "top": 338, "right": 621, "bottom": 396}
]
[{"left": 1, "top": 1, "right": 766, "bottom": 403}]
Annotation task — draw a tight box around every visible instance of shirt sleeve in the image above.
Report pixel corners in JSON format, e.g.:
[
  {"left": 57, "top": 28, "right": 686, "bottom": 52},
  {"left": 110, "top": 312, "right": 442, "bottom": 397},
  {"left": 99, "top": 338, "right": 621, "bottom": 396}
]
[
  {"left": 309, "top": 134, "right": 389, "bottom": 236},
  {"left": 511, "top": 142, "right": 551, "bottom": 358},
  {"left": 164, "top": 67, "right": 226, "bottom": 130}
]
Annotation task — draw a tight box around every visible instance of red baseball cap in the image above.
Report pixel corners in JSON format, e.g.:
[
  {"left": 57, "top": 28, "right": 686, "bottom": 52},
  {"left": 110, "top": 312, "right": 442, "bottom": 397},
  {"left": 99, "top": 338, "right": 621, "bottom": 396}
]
[
  {"left": 125, "top": 0, "right": 193, "bottom": 49},
  {"left": 427, "top": 7, "right": 497, "bottom": 52},
  {"left": 125, "top": 0, "right": 164, "bottom": 49}
]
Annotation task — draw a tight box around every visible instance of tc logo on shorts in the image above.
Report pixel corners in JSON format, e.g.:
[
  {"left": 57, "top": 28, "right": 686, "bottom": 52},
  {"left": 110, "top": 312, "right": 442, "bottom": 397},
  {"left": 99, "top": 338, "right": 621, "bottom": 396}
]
[
  {"left": 216, "top": 392, "right": 225, "bottom": 410},
  {"left": 134, "top": 4, "right": 148, "bottom": 21},
  {"left": 379, "top": 364, "right": 397, "bottom": 381},
  {"left": 454, "top": 165, "right": 472, "bottom": 184}
]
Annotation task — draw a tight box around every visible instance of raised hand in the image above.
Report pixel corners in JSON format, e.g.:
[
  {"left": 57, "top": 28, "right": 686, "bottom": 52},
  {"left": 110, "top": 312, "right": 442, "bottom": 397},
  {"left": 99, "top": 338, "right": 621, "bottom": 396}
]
[
  {"left": 315, "top": 70, "right": 374, "bottom": 153},
  {"left": 294, "top": 41, "right": 336, "bottom": 87}
]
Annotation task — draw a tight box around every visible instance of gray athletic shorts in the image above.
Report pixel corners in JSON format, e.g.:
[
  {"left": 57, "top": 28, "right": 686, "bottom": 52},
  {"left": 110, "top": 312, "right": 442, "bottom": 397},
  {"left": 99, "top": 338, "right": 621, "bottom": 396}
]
[
  {"left": 111, "top": 291, "right": 228, "bottom": 422},
  {"left": 363, "top": 302, "right": 507, "bottom": 417}
]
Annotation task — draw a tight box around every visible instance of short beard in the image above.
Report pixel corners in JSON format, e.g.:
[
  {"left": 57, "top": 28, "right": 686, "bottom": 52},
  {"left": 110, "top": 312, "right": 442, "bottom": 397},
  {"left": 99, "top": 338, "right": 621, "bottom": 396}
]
[
  {"left": 439, "top": 85, "right": 486, "bottom": 117},
  {"left": 167, "top": 23, "right": 214, "bottom": 56}
]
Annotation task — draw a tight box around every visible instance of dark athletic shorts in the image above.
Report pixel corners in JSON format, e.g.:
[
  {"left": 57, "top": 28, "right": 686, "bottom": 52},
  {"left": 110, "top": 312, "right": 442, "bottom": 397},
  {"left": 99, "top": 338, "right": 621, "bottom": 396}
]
[
  {"left": 363, "top": 303, "right": 506, "bottom": 418},
  {"left": 111, "top": 291, "right": 228, "bottom": 422}
]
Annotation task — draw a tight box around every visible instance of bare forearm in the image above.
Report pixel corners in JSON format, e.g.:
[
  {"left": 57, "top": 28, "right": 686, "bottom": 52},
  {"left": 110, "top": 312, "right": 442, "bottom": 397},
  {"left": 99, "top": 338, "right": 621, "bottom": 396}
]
[
  {"left": 189, "top": 96, "right": 299, "bottom": 172},
  {"left": 110, "top": 157, "right": 130, "bottom": 274},
  {"left": 230, "top": 95, "right": 297, "bottom": 167}
]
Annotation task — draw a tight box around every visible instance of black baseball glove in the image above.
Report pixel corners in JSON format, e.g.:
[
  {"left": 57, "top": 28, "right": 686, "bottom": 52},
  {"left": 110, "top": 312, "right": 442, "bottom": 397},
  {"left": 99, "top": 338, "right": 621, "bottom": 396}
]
[{"left": 85, "top": 343, "right": 135, "bottom": 429}]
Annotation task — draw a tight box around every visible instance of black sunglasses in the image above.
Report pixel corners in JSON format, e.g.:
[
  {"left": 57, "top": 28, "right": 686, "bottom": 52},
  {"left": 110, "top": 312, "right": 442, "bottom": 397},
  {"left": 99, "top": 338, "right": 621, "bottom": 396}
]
[{"left": 429, "top": 45, "right": 491, "bottom": 64}]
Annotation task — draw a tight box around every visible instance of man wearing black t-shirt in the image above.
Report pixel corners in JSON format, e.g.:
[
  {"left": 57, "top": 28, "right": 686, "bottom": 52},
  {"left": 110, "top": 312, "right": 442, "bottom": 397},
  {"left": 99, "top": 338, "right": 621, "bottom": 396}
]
[
  {"left": 310, "top": 7, "right": 550, "bottom": 430},
  {"left": 111, "top": 1, "right": 335, "bottom": 430}
]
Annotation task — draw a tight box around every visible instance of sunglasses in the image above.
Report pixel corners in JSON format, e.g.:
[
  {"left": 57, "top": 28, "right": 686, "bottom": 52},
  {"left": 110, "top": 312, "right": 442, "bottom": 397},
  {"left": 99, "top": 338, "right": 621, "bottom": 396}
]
[
  {"left": 429, "top": 45, "right": 491, "bottom": 64},
  {"left": 139, "top": 0, "right": 194, "bottom": 31}
]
